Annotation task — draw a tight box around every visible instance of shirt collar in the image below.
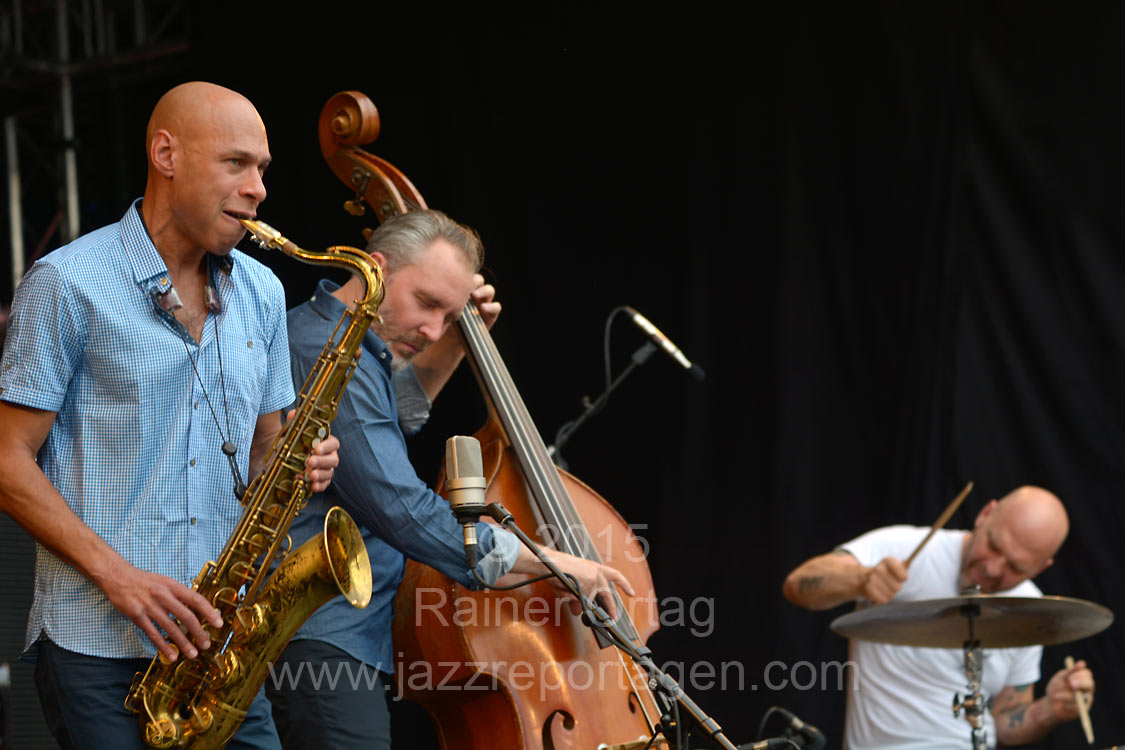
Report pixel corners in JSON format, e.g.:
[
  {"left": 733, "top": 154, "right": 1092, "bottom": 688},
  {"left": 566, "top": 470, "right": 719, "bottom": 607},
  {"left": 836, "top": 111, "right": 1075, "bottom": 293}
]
[
  {"left": 308, "top": 278, "right": 393, "bottom": 372},
  {"left": 121, "top": 198, "right": 237, "bottom": 294}
]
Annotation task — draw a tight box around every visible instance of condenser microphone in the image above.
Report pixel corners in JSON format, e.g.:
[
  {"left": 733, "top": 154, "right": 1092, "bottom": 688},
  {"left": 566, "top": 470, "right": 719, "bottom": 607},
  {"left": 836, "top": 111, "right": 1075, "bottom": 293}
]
[
  {"left": 624, "top": 306, "right": 706, "bottom": 381},
  {"left": 445, "top": 435, "right": 488, "bottom": 569}
]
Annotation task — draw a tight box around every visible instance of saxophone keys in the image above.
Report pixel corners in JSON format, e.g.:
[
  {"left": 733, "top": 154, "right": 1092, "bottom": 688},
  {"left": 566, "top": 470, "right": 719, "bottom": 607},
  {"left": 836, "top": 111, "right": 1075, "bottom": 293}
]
[
  {"left": 188, "top": 704, "right": 214, "bottom": 734},
  {"left": 158, "top": 643, "right": 180, "bottom": 665},
  {"left": 245, "top": 532, "right": 269, "bottom": 558},
  {"left": 229, "top": 560, "right": 255, "bottom": 584},
  {"left": 212, "top": 586, "right": 239, "bottom": 610},
  {"left": 144, "top": 716, "right": 180, "bottom": 749},
  {"left": 261, "top": 502, "right": 285, "bottom": 527},
  {"left": 234, "top": 603, "right": 268, "bottom": 642},
  {"left": 209, "top": 649, "right": 243, "bottom": 687}
]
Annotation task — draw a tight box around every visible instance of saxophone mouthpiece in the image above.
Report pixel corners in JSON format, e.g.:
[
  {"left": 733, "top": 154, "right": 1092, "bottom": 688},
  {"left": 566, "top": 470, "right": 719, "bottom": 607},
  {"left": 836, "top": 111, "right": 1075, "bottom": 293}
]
[{"left": 239, "top": 218, "right": 286, "bottom": 250}]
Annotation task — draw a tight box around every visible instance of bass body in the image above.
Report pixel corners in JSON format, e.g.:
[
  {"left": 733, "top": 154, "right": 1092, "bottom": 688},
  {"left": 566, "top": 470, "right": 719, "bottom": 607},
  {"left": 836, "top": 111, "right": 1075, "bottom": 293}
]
[{"left": 319, "top": 90, "right": 668, "bottom": 749}]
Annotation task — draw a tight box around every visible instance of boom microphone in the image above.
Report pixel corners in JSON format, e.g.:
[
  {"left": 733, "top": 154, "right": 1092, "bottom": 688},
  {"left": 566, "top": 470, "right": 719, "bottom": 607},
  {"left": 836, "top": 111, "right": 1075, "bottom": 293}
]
[
  {"left": 444, "top": 435, "right": 488, "bottom": 568},
  {"left": 769, "top": 707, "right": 826, "bottom": 750},
  {"left": 624, "top": 306, "right": 705, "bottom": 381}
]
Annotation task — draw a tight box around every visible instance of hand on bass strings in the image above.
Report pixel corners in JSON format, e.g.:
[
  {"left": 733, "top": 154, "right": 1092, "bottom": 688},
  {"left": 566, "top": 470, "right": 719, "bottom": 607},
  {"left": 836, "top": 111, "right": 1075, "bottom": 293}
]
[
  {"left": 469, "top": 274, "right": 501, "bottom": 329},
  {"left": 505, "top": 546, "right": 635, "bottom": 621}
]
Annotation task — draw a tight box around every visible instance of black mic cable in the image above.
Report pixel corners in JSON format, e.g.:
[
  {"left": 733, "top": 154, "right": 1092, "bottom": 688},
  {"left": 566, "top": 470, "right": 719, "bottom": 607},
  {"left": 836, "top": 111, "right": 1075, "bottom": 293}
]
[
  {"left": 443, "top": 436, "right": 553, "bottom": 591},
  {"left": 755, "top": 707, "right": 826, "bottom": 750}
]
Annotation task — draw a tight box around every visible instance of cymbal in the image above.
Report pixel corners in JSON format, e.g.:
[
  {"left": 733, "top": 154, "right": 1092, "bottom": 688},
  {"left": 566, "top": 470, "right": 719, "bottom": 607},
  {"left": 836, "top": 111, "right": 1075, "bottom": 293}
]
[{"left": 831, "top": 595, "right": 1114, "bottom": 649}]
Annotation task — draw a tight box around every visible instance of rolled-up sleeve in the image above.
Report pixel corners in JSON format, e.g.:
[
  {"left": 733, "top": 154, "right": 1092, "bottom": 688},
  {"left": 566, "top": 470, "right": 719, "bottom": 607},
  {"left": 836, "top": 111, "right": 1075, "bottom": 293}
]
[{"left": 391, "top": 366, "right": 431, "bottom": 436}]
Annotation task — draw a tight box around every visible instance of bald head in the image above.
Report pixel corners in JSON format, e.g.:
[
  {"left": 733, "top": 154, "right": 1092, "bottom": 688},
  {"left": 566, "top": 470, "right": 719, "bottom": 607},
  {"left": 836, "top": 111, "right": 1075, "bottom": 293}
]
[
  {"left": 141, "top": 82, "right": 271, "bottom": 259},
  {"left": 146, "top": 82, "right": 265, "bottom": 165},
  {"left": 960, "top": 485, "right": 1068, "bottom": 593},
  {"left": 991, "top": 485, "right": 1069, "bottom": 558}
]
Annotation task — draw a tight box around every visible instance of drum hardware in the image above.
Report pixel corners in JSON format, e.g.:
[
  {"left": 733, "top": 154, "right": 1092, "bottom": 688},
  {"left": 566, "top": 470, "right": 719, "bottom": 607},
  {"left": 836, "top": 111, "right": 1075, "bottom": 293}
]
[
  {"left": 948, "top": 601, "right": 986, "bottom": 750},
  {"left": 832, "top": 593, "right": 1113, "bottom": 749}
]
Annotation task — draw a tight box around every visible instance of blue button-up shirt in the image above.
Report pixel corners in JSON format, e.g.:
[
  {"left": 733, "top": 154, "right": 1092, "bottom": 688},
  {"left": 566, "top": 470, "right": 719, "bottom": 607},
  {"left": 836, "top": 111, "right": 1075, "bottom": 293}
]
[
  {"left": 0, "top": 200, "right": 295, "bottom": 659},
  {"left": 284, "top": 279, "right": 518, "bottom": 672}
]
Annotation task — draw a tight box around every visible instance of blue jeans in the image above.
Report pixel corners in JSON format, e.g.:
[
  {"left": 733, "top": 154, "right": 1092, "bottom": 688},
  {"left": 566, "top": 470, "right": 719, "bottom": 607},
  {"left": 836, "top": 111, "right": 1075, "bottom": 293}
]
[
  {"left": 265, "top": 639, "right": 391, "bottom": 750},
  {"left": 33, "top": 638, "right": 281, "bottom": 750}
]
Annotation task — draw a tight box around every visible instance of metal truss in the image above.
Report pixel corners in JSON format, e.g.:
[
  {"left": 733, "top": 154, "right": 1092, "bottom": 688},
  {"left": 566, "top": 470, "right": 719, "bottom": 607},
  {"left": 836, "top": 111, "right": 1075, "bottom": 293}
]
[{"left": 0, "top": 0, "right": 189, "bottom": 303}]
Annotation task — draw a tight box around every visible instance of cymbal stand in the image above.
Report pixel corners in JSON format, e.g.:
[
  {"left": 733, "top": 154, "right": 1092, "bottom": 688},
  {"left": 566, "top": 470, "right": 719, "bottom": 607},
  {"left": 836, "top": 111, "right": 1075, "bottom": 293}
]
[{"left": 951, "top": 602, "right": 986, "bottom": 750}]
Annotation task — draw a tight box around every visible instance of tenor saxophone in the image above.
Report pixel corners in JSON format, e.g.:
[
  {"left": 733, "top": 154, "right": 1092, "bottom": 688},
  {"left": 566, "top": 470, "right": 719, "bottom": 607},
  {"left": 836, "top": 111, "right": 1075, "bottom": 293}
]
[{"left": 125, "top": 220, "right": 382, "bottom": 749}]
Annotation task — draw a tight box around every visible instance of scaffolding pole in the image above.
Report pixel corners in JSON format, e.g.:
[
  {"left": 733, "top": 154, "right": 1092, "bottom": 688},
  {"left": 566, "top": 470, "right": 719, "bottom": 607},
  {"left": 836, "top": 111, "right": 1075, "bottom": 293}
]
[
  {"left": 6, "top": 116, "right": 25, "bottom": 289},
  {"left": 58, "top": 0, "right": 80, "bottom": 243}
]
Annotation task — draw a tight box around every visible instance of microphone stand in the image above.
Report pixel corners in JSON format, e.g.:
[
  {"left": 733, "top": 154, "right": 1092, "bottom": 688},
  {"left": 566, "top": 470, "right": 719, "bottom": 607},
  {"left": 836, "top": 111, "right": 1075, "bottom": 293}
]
[
  {"left": 550, "top": 340, "right": 657, "bottom": 469},
  {"left": 483, "top": 501, "right": 741, "bottom": 750},
  {"left": 0, "top": 662, "right": 9, "bottom": 750}
]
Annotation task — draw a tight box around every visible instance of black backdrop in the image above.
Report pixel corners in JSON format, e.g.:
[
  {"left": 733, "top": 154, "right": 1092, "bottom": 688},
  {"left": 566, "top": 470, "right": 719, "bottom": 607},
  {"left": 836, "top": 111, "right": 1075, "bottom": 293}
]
[{"left": 2, "top": 2, "right": 1123, "bottom": 748}]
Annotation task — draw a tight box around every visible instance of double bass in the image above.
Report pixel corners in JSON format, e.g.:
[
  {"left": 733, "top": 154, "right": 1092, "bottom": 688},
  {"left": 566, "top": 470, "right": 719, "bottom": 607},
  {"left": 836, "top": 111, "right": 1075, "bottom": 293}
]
[{"left": 319, "top": 91, "right": 695, "bottom": 750}]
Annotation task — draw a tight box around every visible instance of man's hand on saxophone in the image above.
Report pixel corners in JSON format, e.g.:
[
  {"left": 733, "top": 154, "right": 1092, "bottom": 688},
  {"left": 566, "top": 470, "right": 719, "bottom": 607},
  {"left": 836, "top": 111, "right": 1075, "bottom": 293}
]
[
  {"left": 298, "top": 415, "right": 341, "bottom": 494},
  {"left": 102, "top": 565, "right": 224, "bottom": 663},
  {"left": 110, "top": 424, "right": 341, "bottom": 665},
  {"left": 0, "top": 402, "right": 228, "bottom": 665},
  {"left": 250, "top": 409, "right": 342, "bottom": 495}
]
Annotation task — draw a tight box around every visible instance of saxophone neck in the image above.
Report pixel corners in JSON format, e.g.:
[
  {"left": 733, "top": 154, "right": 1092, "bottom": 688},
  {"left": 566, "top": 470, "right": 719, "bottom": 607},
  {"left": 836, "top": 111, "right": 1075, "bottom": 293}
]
[
  {"left": 239, "top": 218, "right": 385, "bottom": 314},
  {"left": 335, "top": 245, "right": 384, "bottom": 318}
]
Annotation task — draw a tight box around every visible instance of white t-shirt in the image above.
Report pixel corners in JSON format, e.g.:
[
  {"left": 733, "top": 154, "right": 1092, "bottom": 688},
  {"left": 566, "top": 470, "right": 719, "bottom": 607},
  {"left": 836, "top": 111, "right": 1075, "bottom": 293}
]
[{"left": 840, "top": 526, "right": 1042, "bottom": 750}]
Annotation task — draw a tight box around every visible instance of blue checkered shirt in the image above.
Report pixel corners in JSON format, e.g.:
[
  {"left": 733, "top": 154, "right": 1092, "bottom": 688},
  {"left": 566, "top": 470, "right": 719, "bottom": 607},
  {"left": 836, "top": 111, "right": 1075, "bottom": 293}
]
[{"left": 0, "top": 200, "right": 295, "bottom": 659}]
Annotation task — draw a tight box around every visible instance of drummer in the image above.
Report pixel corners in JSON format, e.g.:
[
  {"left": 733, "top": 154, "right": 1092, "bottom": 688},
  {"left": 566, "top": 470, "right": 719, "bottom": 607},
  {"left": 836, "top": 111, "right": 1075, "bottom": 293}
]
[{"left": 782, "top": 485, "right": 1095, "bottom": 748}]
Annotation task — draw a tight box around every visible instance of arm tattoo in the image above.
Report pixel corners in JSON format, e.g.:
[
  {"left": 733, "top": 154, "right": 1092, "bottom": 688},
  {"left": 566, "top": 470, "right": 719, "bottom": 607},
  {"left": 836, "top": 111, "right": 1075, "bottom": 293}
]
[
  {"left": 797, "top": 576, "right": 823, "bottom": 592},
  {"left": 1007, "top": 704, "right": 1029, "bottom": 728},
  {"left": 996, "top": 685, "right": 1032, "bottom": 711}
]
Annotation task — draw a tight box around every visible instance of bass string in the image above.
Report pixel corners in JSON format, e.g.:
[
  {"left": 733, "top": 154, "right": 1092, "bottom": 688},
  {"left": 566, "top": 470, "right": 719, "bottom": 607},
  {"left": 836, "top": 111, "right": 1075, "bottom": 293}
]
[
  {"left": 460, "top": 306, "right": 591, "bottom": 555},
  {"left": 459, "top": 306, "right": 642, "bottom": 642}
]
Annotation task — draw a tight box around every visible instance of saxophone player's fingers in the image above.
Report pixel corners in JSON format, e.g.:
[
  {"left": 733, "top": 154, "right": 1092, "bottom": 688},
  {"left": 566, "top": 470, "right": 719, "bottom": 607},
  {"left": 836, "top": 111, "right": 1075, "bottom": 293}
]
[
  {"left": 127, "top": 588, "right": 205, "bottom": 661},
  {"left": 134, "top": 618, "right": 182, "bottom": 663},
  {"left": 150, "top": 584, "right": 221, "bottom": 659},
  {"left": 306, "top": 433, "right": 340, "bottom": 493}
]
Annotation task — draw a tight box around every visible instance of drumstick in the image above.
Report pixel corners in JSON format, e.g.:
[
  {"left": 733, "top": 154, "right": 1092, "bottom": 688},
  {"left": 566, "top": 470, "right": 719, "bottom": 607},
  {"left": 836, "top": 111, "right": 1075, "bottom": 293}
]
[
  {"left": 1065, "top": 655, "right": 1094, "bottom": 744},
  {"left": 904, "top": 481, "right": 973, "bottom": 567}
]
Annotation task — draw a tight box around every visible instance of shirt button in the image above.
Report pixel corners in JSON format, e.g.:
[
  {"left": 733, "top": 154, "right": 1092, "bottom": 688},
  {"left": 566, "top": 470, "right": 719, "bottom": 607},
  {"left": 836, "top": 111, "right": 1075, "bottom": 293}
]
[
  {"left": 247, "top": 340, "right": 254, "bottom": 349},
  {"left": 190, "top": 458, "right": 196, "bottom": 467},
  {"left": 194, "top": 402, "right": 199, "bottom": 409},
  {"left": 190, "top": 517, "right": 197, "bottom": 525}
]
